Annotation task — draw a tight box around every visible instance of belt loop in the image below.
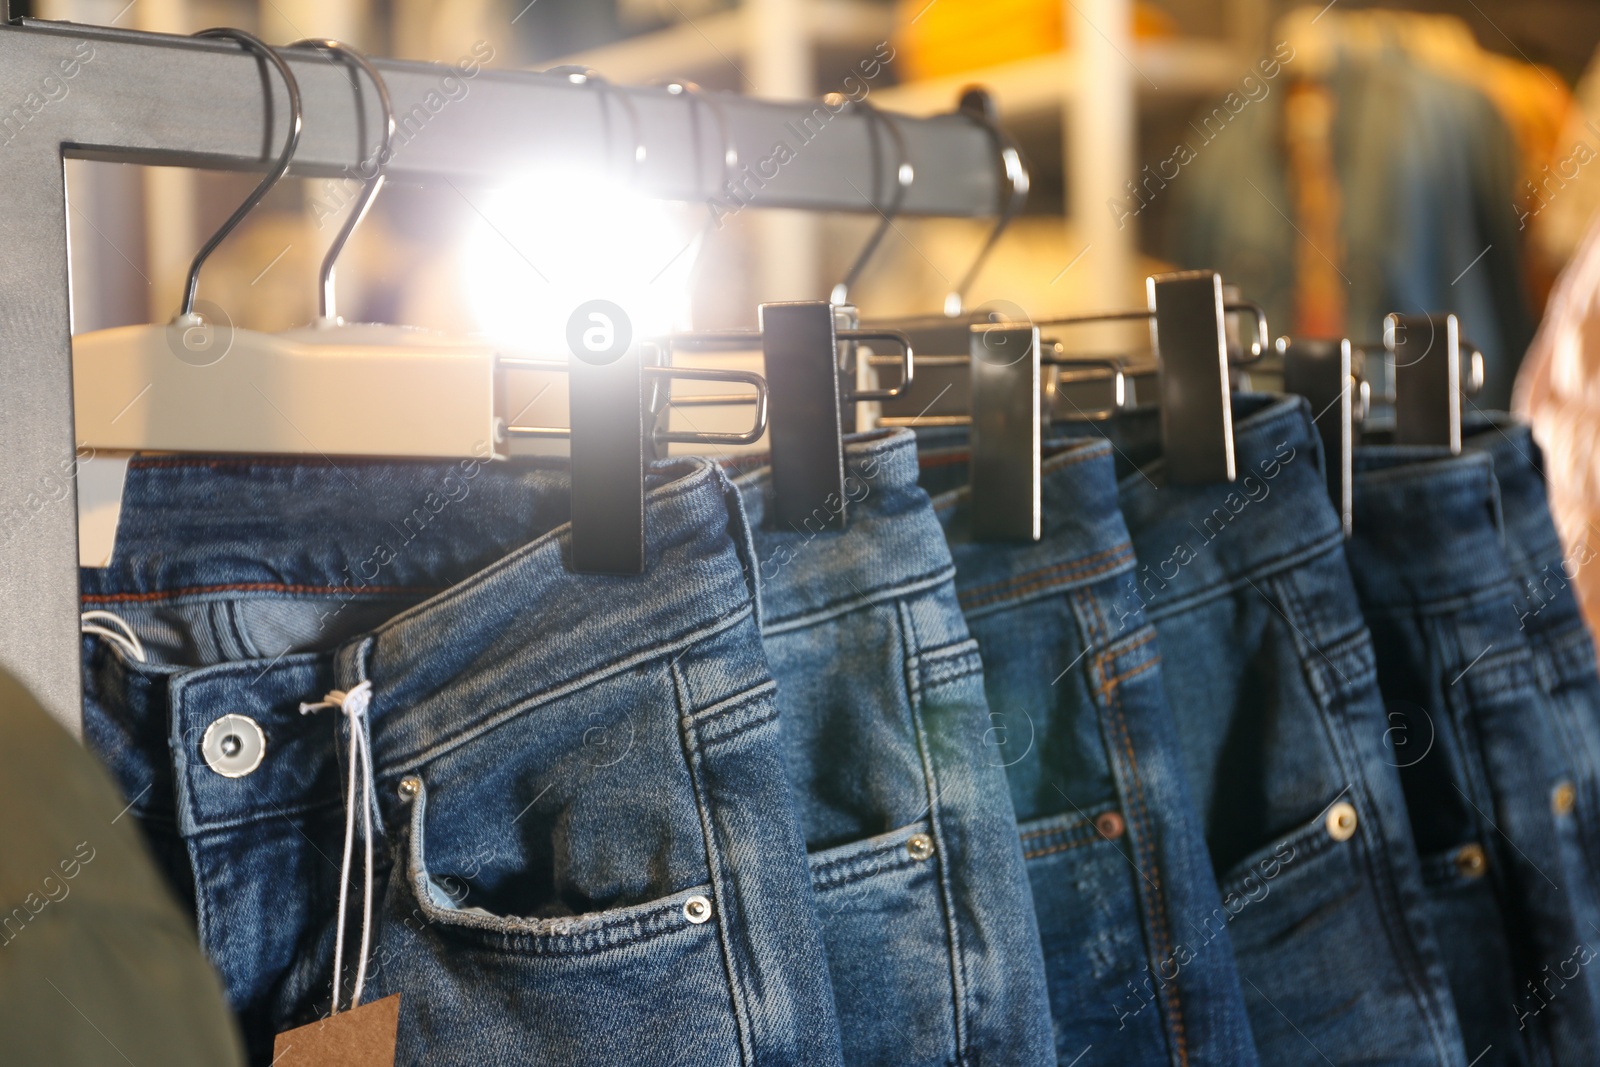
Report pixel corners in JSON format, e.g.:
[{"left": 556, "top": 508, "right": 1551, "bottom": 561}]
[{"left": 716, "top": 463, "right": 765, "bottom": 631}]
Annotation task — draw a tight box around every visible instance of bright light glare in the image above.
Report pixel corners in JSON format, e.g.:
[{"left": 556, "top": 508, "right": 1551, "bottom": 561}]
[{"left": 462, "top": 168, "right": 703, "bottom": 353}]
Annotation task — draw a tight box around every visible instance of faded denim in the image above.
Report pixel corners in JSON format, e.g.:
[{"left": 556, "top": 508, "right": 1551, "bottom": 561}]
[
  {"left": 922, "top": 434, "right": 1260, "bottom": 1067},
  {"left": 81, "top": 455, "right": 845, "bottom": 1067},
  {"left": 731, "top": 429, "right": 1055, "bottom": 1067}
]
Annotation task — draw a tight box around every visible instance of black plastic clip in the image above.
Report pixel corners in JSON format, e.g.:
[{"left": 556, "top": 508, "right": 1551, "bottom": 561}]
[
  {"left": 969, "top": 323, "right": 1041, "bottom": 541},
  {"left": 1149, "top": 270, "right": 1235, "bottom": 484},
  {"left": 761, "top": 301, "right": 848, "bottom": 532},
  {"left": 1385, "top": 313, "right": 1466, "bottom": 453},
  {"left": 1280, "top": 336, "right": 1360, "bottom": 537},
  {"left": 569, "top": 342, "right": 645, "bottom": 575}
]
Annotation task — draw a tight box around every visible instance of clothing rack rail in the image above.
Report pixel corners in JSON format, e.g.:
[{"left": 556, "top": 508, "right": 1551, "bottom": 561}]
[{"left": 0, "top": 18, "right": 1011, "bottom": 738}]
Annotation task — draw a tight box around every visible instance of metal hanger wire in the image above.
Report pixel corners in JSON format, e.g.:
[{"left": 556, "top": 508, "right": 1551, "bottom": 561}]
[
  {"left": 831, "top": 99, "right": 913, "bottom": 306},
  {"left": 179, "top": 28, "right": 303, "bottom": 320},
  {"left": 944, "top": 89, "right": 1030, "bottom": 317},
  {"left": 287, "top": 39, "right": 395, "bottom": 324}
]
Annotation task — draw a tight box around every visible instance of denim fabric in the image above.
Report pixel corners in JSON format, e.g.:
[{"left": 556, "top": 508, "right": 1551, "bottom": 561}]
[
  {"left": 1347, "top": 437, "right": 1600, "bottom": 1065},
  {"left": 731, "top": 429, "right": 1055, "bottom": 1067},
  {"left": 925, "top": 436, "right": 1260, "bottom": 1067},
  {"left": 81, "top": 455, "right": 845, "bottom": 1067},
  {"left": 1098, "top": 395, "right": 1466, "bottom": 1065},
  {"left": 1469, "top": 421, "right": 1600, "bottom": 968}
]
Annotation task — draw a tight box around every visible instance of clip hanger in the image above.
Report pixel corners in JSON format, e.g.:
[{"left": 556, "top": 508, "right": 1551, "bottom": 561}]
[
  {"left": 1149, "top": 270, "right": 1235, "bottom": 484},
  {"left": 669, "top": 311, "right": 913, "bottom": 530},
  {"left": 1278, "top": 336, "right": 1367, "bottom": 536},
  {"left": 1383, "top": 313, "right": 1485, "bottom": 454},
  {"left": 969, "top": 323, "right": 1042, "bottom": 541}
]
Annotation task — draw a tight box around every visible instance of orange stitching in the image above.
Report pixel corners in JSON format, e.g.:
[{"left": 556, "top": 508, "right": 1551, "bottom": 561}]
[
  {"left": 1094, "top": 652, "right": 1158, "bottom": 694},
  {"left": 129, "top": 456, "right": 456, "bottom": 470},
  {"left": 958, "top": 544, "right": 1134, "bottom": 611},
  {"left": 1023, "top": 834, "right": 1102, "bottom": 860},
  {"left": 960, "top": 541, "right": 1129, "bottom": 602},
  {"left": 82, "top": 582, "right": 439, "bottom": 604},
  {"left": 1020, "top": 818, "right": 1095, "bottom": 841}
]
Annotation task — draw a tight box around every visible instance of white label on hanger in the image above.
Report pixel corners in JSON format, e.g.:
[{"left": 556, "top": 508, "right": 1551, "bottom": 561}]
[{"left": 77, "top": 453, "right": 131, "bottom": 568}]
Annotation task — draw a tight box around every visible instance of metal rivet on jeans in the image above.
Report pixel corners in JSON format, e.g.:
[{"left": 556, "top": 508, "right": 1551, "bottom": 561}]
[
  {"left": 683, "top": 895, "right": 712, "bottom": 924},
  {"left": 906, "top": 833, "right": 935, "bottom": 861},
  {"left": 1325, "top": 801, "right": 1358, "bottom": 842},
  {"left": 1554, "top": 781, "right": 1578, "bottom": 817},
  {"left": 1454, "top": 843, "right": 1488, "bottom": 878},
  {"left": 398, "top": 776, "right": 422, "bottom": 801},
  {"left": 200, "top": 714, "right": 265, "bottom": 778},
  {"left": 1095, "top": 811, "right": 1126, "bottom": 840}
]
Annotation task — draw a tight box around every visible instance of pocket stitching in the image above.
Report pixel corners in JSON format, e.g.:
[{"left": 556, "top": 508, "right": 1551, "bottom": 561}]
[{"left": 401, "top": 781, "right": 710, "bottom": 956}]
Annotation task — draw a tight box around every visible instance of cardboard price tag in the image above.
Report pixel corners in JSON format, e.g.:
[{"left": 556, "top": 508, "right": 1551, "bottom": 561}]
[{"left": 272, "top": 994, "right": 399, "bottom": 1066}]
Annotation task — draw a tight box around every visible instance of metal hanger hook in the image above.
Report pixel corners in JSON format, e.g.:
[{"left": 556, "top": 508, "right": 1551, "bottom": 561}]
[
  {"left": 831, "top": 98, "right": 913, "bottom": 307},
  {"left": 657, "top": 79, "right": 737, "bottom": 226},
  {"left": 945, "top": 89, "right": 1029, "bottom": 317},
  {"left": 288, "top": 39, "right": 395, "bottom": 324},
  {"left": 545, "top": 66, "right": 646, "bottom": 184},
  {"left": 179, "top": 28, "right": 303, "bottom": 321}
]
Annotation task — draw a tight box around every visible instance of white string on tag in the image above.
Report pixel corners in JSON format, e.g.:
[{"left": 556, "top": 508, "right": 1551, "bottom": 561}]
[
  {"left": 299, "top": 679, "right": 376, "bottom": 1014},
  {"left": 80, "top": 609, "right": 147, "bottom": 663}
]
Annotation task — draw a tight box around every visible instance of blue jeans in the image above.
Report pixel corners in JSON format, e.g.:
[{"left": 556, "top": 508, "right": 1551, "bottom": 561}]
[
  {"left": 1349, "top": 437, "right": 1600, "bottom": 1064},
  {"left": 731, "top": 429, "right": 1055, "bottom": 1067},
  {"left": 1472, "top": 422, "right": 1600, "bottom": 978},
  {"left": 81, "top": 455, "right": 845, "bottom": 1067},
  {"left": 1106, "top": 395, "right": 1466, "bottom": 1065},
  {"left": 925, "top": 435, "right": 1260, "bottom": 1067}
]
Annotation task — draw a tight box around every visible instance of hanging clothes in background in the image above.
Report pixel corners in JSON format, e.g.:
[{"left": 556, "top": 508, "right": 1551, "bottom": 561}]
[
  {"left": 1169, "top": 6, "right": 1544, "bottom": 409},
  {"left": 1528, "top": 44, "right": 1600, "bottom": 287}
]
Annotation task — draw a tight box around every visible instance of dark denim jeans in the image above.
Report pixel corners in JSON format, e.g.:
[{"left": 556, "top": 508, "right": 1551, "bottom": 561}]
[
  {"left": 923, "top": 435, "right": 1260, "bottom": 1067},
  {"left": 1475, "top": 419, "right": 1600, "bottom": 1054},
  {"left": 1348, "top": 437, "right": 1600, "bottom": 1065},
  {"left": 81, "top": 455, "right": 844, "bottom": 1067},
  {"left": 1103, "top": 396, "right": 1466, "bottom": 1065},
  {"left": 731, "top": 429, "right": 1055, "bottom": 1067},
  {"left": 1472, "top": 422, "right": 1600, "bottom": 975}
]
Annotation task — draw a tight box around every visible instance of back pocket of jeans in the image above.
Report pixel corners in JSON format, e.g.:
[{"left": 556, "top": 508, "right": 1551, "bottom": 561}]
[
  {"left": 807, "top": 820, "right": 955, "bottom": 1067},
  {"left": 370, "top": 778, "right": 741, "bottom": 1067}
]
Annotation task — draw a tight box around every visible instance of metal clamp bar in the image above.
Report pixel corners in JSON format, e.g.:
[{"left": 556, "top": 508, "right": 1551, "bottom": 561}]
[
  {"left": 840, "top": 329, "right": 914, "bottom": 401},
  {"left": 1385, "top": 313, "right": 1461, "bottom": 452},
  {"left": 498, "top": 357, "right": 769, "bottom": 446},
  {"left": 970, "top": 324, "right": 1041, "bottom": 541},
  {"left": 1279, "top": 336, "right": 1355, "bottom": 536},
  {"left": 874, "top": 350, "right": 1127, "bottom": 427},
  {"left": 665, "top": 326, "right": 915, "bottom": 403},
  {"left": 1033, "top": 302, "right": 1268, "bottom": 359},
  {"left": 1151, "top": 271, "right": 1235, "bottom": 484}
]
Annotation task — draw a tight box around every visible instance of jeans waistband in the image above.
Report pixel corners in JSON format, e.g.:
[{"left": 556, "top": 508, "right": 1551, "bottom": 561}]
[
  {"left": 1462, "top": 415, "right": 1566, "bottom": 572},
  {"left": 926, "top": 438, "right": 1136, "bottom": 619},
  {"left": 730, "top": 429, "right": 956, "bottom": 629},
  {"left": 1348, "top": 445, "right": 1508, "bottom": 611},
  {"left": 1114, "top": 394, "right": 1344, "bottom": 611},
  {"left": 82, "top": 455, "right": 763, "bottom": 830}
]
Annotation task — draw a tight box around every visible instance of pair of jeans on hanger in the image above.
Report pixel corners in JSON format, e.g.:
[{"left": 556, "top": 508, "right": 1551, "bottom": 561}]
[
  {"left": 1345, "top": 419, "right": 1600, "bottom": 1065},
  {"left": 80, "top": 439, "right": 1055, "bottom": 1067},
  {"left": 921, "top": 395, "right": 1468, "bottom": 1066}
]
